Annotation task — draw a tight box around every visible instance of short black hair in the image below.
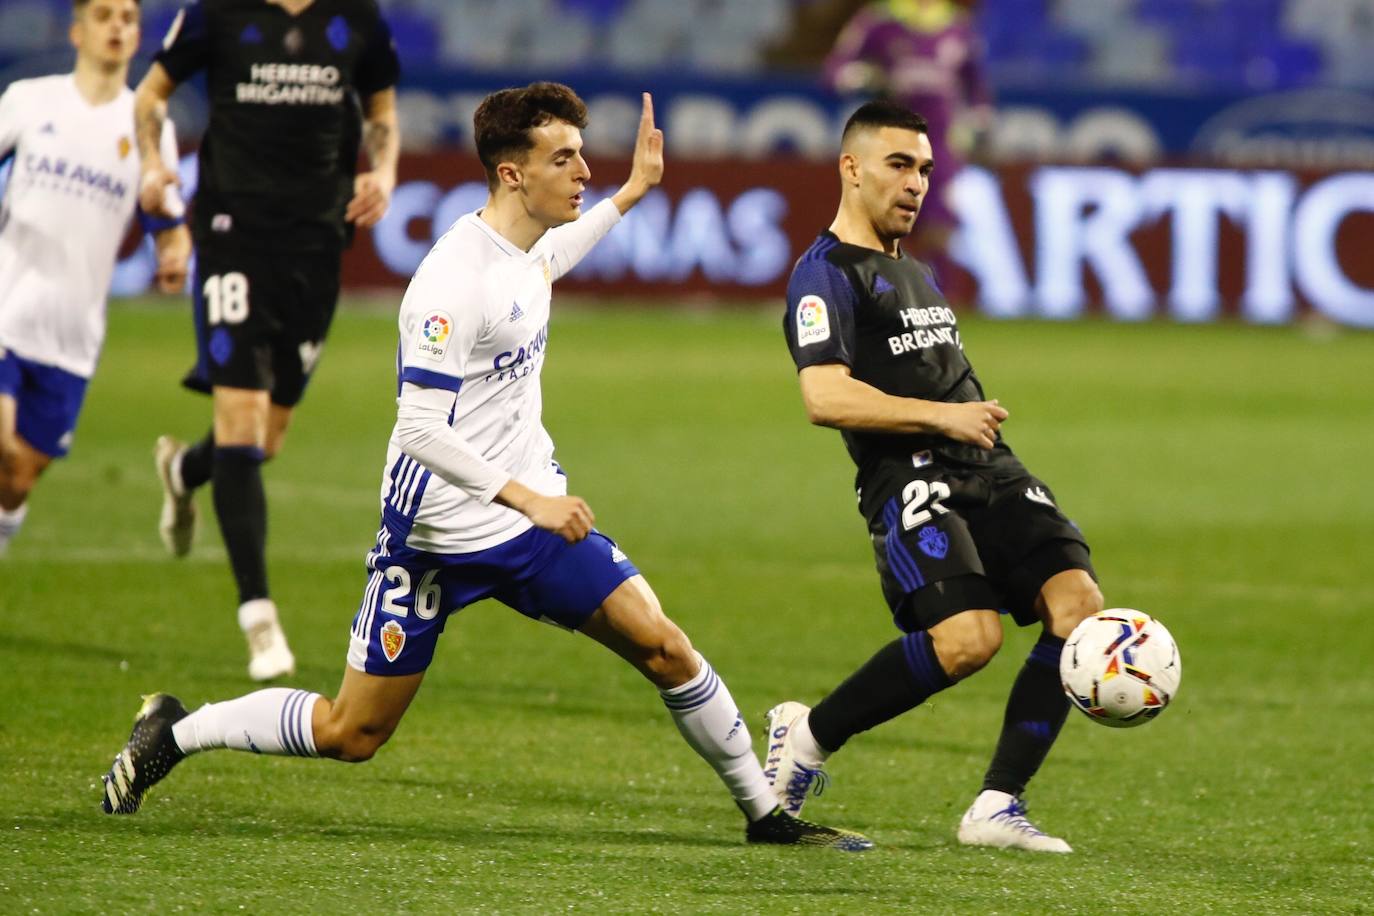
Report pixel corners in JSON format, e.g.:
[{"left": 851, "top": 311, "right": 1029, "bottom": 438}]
[
  {"left": 840, "top": 100, "right": 929, "bottom": 146},
  {"left": 474, "top": 82, "right": 589, "bottom": 190}
]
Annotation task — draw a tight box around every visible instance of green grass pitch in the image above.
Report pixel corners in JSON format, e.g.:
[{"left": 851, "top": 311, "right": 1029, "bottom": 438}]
[{"left": 2, "top": 299, "right": 1372, "bottom": 913}]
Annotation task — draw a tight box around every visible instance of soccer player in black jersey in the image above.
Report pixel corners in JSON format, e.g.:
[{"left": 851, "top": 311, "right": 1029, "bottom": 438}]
[
  {"left": 764, "top": 100, "right": 1104, "bottom": 852},
  {"left": 133, "top": 0, "right": 400, "bottom": 680}
]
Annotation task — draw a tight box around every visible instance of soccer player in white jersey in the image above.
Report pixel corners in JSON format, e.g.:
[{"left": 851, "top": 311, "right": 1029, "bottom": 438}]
[
  {"left": 99, "top": 82, "right": 872, "bottom": 849},
  {"left": 0, "top": 0, "right": 189, "bottom": 555}
]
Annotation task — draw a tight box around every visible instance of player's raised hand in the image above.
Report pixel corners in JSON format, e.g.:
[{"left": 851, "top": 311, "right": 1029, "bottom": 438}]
[
  {"left": 630, "top": 92, "right": 664, "bottom": 189},
  {"left": 934, "top": 399, "right": 1009, "bottom": 449},
  {"left": 346, "top": 169, "right": 396, "bottom": 228},
  {"left": 612, "top": 93, "right": 664, "bottom": 214},
  {"left": 526, "top": 494, "right": 596, "bottom": 544}
]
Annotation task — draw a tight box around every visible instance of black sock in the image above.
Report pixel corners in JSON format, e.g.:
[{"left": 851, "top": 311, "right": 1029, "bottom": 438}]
[
  {"left": 179, "top": 429, "right": 215, "bottom": 492},
  {"left": 809, "top": 630, "right": 953, "bottom": 753},
  {"left": 982, "top": 632, "right": 1070, "bottom": 797},
  {"left": 212, "top": 446, "right": 269, "bottom": 604}
]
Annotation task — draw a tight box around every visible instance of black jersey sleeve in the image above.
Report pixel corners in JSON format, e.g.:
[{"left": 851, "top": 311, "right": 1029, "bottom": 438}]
[
  {"left": 154, "top": 1, "right": 211, "bottom": 83},
  {"left": 783, "top": 255, "right": 859, "bottom": 370},
  {"left": 354, "top": 9, "right": 400, "bottom": 96}
]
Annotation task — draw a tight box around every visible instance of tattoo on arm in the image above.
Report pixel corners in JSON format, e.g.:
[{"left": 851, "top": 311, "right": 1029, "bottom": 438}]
[
  {"left": 136, "top": 100, "right": 167, "bottom": 163},
  {"left": 363, "top": 119, "right": 392, "bottom": 168}
]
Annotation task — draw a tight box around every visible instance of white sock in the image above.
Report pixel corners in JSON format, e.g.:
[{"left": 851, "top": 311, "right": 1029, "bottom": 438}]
[
  {"left": 660, "top": 654, "right": 776, "bottom": 821},
  {"left": 172, "top": 688, "right": 321, "bottom": 757},
  {"left": 0, "top": 503, "right": 28, "bottom": 554},
  {"left": 790, "top": 710, "right": 831, "bottom": 764}
]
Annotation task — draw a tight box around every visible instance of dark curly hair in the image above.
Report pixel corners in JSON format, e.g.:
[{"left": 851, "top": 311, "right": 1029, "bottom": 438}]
[{"left": 474, "top": 82, "right": 589, "bottom": 190}]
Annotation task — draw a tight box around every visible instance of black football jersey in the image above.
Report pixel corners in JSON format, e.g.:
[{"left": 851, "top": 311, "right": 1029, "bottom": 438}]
[
  {"left": 156, "top": 0, "right": 399, "bottom": 249},
  {"left": 783, "top": 231, "right": 1023, "bottom": 487}
]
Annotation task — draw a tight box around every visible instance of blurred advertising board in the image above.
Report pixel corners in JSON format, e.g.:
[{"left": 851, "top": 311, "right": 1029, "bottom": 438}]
[
  {"left": 387, "top": 68, "right": 1374, "bottom": 169},
  {"left": 335, "top": 153, "right": 1374, "bottom": 328}
]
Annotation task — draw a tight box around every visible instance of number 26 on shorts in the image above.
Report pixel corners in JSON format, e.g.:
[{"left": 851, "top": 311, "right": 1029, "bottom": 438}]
[{"left": 380, "top": 566, "right": 442, "bottom": 620}]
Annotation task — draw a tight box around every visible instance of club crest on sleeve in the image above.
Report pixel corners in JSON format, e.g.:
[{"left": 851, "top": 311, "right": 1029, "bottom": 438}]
[
  {"left": 916, "top": 525, "right": 949, "bottom": 559},
  {"left": 380, "top": 620, "right": 405, "bottom": 662},
  {"left": 416, "top": 311, "right": 453, "bottom": 361},
  {"left": 796, "top": 295, "right": 831, "bottom": 347}
]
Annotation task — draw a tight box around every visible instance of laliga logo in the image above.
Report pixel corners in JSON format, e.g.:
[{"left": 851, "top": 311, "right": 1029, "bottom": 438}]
[
  {"left": 798, "top": 301, "right": 822, "bottom": 327},
  {"left": 423, "top": 314, "right": 450, "bottom": 343}
]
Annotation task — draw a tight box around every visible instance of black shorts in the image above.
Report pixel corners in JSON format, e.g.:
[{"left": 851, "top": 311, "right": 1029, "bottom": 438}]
[
  {"left": 183, "top": 240, "right": 342, "bottom": 408},
  {"left": 866, "top": 463, "right": 1095, "bottom": 632}
]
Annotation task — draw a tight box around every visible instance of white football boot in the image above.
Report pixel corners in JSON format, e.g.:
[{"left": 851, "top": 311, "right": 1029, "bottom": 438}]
[
  {"left": 957, "top": 789, "right": 1072, "bottom": 853},
  {"left": 154, "top": 435, "right": 197, "bottom": 557},
  {"left": 763, "top": 701, "right": 830, "bottom": 817},
  {"left": 239, "top": 598, "right": 296, "bottom": 681}
]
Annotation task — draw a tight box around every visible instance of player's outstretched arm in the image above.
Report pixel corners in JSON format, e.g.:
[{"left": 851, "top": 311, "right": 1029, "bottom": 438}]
[
  {"left": 610, "top": 92, "right": 664, "bottom": 215},
  {"left": 134, "top": 63, "right": 180, "bottom": 218},
  {"left": 346, "top": 88, "right": 400, "bottom": 228},
  {"left": 799, "top": 363, "right": 1008, "bottom": 449}
]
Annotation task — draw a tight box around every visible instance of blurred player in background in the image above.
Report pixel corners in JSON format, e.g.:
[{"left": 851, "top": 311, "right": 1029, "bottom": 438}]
[
  {"left": 135, "top": 0, "right": 400, "bottom": 680},
  {"left": 766, "top": 101, "right": 1104, "bottom": 852},
  {"left": 100, "top": 83, "right": 872, "bottom": 851},
  {"left": 823, "top": 0, "right": 992, "bottom": 300},
  {"left": 0, "top": 0, "right": 189, "bottom": 557}
]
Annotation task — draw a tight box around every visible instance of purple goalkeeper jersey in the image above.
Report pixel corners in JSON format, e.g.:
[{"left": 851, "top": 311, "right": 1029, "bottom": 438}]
[{"left": 822, "top": 2, "right": 991, "bottom": 224}]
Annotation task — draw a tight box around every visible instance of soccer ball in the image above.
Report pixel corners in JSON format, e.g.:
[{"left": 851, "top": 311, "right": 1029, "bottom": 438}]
[{"left": 1060, "top": 609, "right": 1181, "bottom": 728}]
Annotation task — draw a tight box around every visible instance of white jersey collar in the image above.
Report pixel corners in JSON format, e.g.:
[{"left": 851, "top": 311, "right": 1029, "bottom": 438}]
[{"left": 467, "top": 210, "right": 540, "bottom": 261}]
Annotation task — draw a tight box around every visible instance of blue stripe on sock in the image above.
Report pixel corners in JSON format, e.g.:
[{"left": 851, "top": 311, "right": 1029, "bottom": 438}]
[
  {"left": 214, "top": 444, "right": 265, "bottom": 463},
  {"left": 281, "top": 692, "right": 300, "bottom": 758},
  {"left": 277, "top": 693, "right": 297, "bottom": 756},
  {"left": 902, "top": 631, "right": 949, "bottom": 696},
  {"left": 662, "top": 666, "right": 719, "bottom": 711},
  {"left": 1029, "top": 635, "right": 1065, "bottom": 669}
]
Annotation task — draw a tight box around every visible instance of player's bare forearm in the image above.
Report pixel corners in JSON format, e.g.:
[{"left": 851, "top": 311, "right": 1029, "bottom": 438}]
[
  {"left": 346, "top": 90, "right": 400, "bottom": 228},
  {"left": 135, "top": 65, "right": 181, "bottom": 215},
  {"left": 495, "top": 479, "right": 594, "bottom": 544},
  {"left": 611, "top": 92, "right": 664, "bottom": 215},
  {"left": 362, "top": 88, "right": 400, "bottom": 177},
  {"left": 134, "top": 64, "right": 176, "bottom": 169},
  {"left": 798, "top": 363, "right": 1007, "bottom": 448}
]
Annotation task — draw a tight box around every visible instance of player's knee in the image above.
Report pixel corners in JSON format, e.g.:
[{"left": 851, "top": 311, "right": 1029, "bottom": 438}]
[
  {"left": 933, "top": 614, "right": 1003, "bottom": 680},
  {"left": 1047, "top": 578, "right": 1105, "bottom": 636}
]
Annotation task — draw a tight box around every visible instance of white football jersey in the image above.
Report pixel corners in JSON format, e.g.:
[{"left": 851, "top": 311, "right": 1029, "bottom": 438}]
[
  {"left": 0, "top": 75, "right": 178, "bottom": 378},
  {"left": 381, "top": 200, "right": 622, "bottom": 554}
]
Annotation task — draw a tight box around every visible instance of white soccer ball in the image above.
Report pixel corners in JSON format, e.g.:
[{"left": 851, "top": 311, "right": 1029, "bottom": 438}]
[{"left": 1060, "top": 609, "right": 1181, "bottom": 728}]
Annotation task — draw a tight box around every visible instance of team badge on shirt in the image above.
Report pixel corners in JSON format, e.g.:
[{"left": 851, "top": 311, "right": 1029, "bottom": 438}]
[
  {"left": 416, "top": 311, "right": 453, "bottom": 361},
  {"left": 796, "top": 295, "right": 831, "bottom": 346},
  {"left": 117, "top": 136, "right": 131, "bottom": 159},
  {"left": 380, "top": 620, "right": 406, "bottom": 662}
]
